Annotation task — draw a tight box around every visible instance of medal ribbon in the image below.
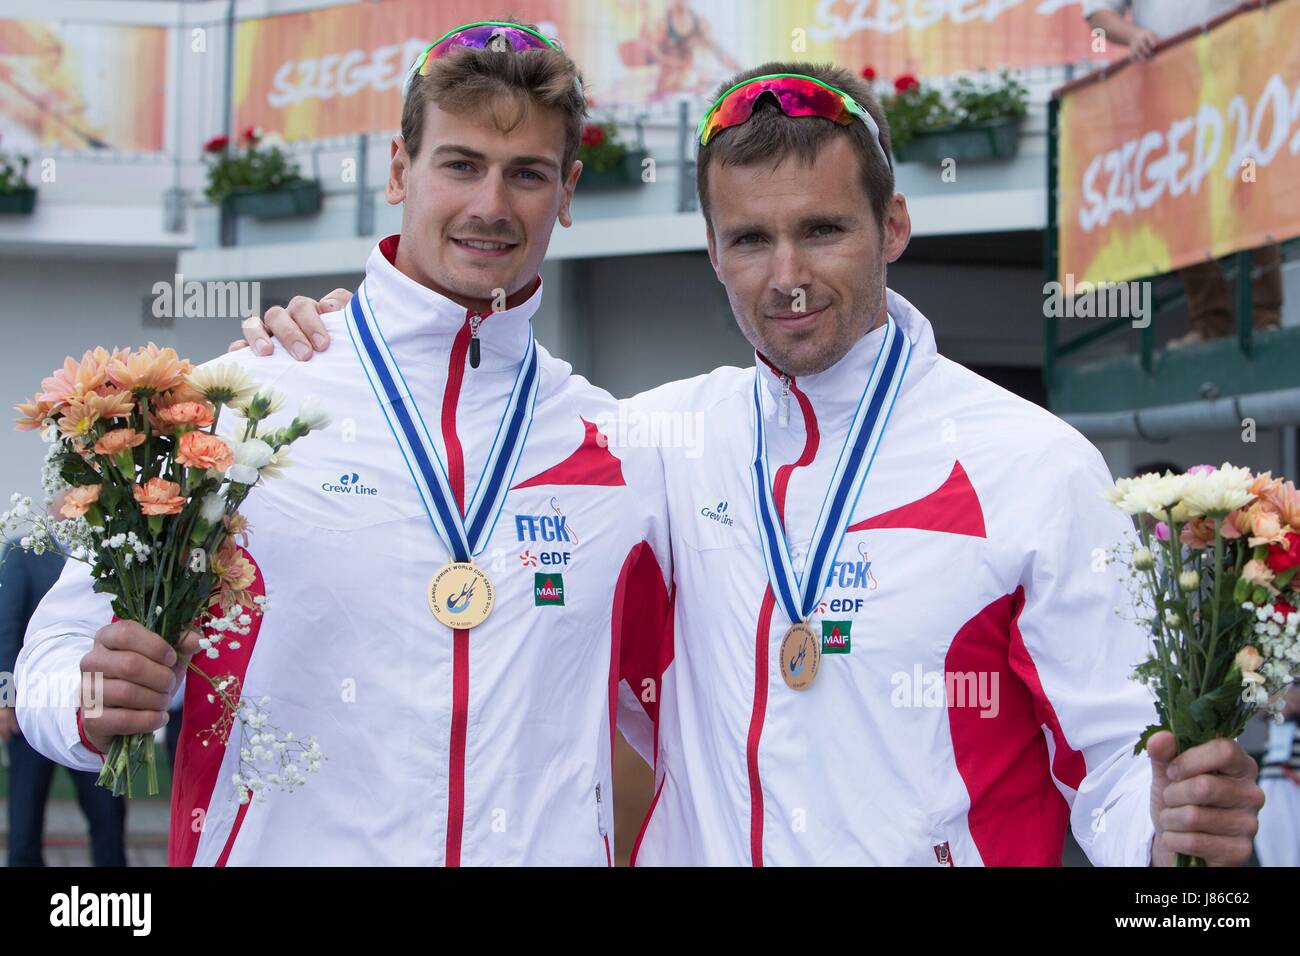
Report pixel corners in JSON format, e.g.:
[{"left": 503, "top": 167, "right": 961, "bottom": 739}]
[
  {"left": 749, "top": 316, "right": 911, "bottom": 627},
  {"left": 346, "top": 283, "right": 540, "bottom": 562}
]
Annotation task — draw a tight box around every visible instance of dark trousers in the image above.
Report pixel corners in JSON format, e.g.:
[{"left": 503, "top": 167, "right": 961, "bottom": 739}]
[
  {"left": 6, "top": 732, "right": 126, "bottom": 867},
  {"left": 1180, "top": 243, "right": 1284, "bottom": 337}
]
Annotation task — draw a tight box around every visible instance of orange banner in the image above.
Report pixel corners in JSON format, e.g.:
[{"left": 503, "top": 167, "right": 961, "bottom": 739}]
[
  {"left": 235, "top": 0, "right": 1111, "bottom": 141},
  {"left": 1057, "top": 0, "right": 1300, "bottom": 285},
  {"left": 0, "top": 20, "right": 166, "bottom": 151}
]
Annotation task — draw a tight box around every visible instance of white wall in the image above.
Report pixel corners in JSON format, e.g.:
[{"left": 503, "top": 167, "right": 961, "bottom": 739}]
[{"left": 0, "top": 251, "right": 247, "bottom": 503}]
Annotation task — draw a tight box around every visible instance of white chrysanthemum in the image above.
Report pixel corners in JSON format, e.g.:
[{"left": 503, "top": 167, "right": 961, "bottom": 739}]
[
  {"left": 1103, "top": 476, "right": 1137, "bottom": 506},
  {"left": 234, "top": 388, "right": 285, "bottom": 420},
  {"left": 259, "top": 446, "right": 291, "bottom": 480},
  {"left": 1115, "top": 472, "right": 1187, "bottom": 518},
  {"left": 187, "top": 363, "right": 259, "bottom": 406},
  {"left": 295, "top": 396, "right": 332, "bottom": 432},
  {"left": 1178, "top": 463, "right": 1255, "bottom": 517},
  {"left": 228, "top": 438, "right": 275, "bottom": 484}
]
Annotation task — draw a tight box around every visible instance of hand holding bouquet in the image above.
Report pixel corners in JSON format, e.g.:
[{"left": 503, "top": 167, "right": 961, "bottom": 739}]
[
  {"left": 1106, "top": 463, "right": 1299, "bottom": 865},
  {"left": 3, "top": 345, "right": 329, "bottom": 799}
]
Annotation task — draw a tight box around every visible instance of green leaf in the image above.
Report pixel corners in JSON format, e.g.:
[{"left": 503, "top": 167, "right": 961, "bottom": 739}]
[{"left": 1133, "top": 722, "right": 1167, "bottom": 755}]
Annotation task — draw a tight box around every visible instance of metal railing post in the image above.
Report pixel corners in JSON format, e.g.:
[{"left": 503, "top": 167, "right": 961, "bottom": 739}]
[
  {"left": 1043, "top": 96, "right": 1060, "bottom": 393},
  {"left": 355, "top": 132, "right": 371, "bottom": 237},
  {"left": 1235, "top": 249, "right": 1254, "bottom": 358}
]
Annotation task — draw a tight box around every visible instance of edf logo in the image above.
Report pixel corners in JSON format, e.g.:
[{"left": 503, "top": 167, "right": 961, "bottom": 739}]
[{"left": 515, "top": 514, "right": 571, "bottom": 542}]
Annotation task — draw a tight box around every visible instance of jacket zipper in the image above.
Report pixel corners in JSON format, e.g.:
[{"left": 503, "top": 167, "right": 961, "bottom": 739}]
[
  {"left": 468, "top": 312, "right": 485, "bottom": 369},
  {"left": 442, "top": 310, "right": 479, "bottom": 866}
]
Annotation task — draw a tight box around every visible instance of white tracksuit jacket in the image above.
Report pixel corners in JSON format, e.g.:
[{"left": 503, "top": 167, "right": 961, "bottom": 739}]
[
  {"left": 618, "top": 289, "right": 1159, "bottom": 866},
  {"left": 16, "top": 237, "right": 672, "bottom": 866}
]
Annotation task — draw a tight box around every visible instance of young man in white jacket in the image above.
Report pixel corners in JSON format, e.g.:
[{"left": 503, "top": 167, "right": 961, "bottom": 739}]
[
  {"left": 15, "top": 23, "right": 671, "bottom": 866},
  {"left": 240, "top": 61, "right": 1265, "bottom": 866}
]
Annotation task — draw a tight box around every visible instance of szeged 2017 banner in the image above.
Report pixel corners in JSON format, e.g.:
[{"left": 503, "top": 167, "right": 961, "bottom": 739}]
[
  {"left": 234, "top": 0, "right": 1106, "bottom": 141},
  {"left": 1057, "top": 0, "right": 1300, "bottom": 286},
  {"left": 0, "top": 19, "right": 166, "bottom": 151}
]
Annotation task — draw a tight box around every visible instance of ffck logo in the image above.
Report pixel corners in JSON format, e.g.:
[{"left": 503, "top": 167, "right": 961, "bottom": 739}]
[
  {"left": 515, "top": 514, "right": 570, "bottom": 541},
  {"left": 516, "top": 499, "right": 576, "bottom": 566},
  {"left": 50, "top": 886, "right": 151, "bottom": 936}
]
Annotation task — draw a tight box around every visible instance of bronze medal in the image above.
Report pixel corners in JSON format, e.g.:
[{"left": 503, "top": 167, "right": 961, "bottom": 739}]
[{"left": 779, "top": 621, "right": 820, "bottom": 691}]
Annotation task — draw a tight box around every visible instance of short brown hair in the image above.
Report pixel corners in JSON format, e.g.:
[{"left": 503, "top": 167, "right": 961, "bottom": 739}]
[
  {"left": 401, "top": 22, "right": 588, "bottom": 173},
  {"left": 696, "top": 61, "right": 895, "bottom": 233}
]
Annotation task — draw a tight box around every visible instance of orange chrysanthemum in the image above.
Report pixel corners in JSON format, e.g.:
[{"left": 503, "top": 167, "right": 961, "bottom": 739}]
[
  {"left": 1263, "top": 481, "right": 1300, "bottom": 530},
  {"left": 92, "top": 427, "right": 146, "bottom": 456},
  {"left": 223, "top": 512, "right": 251, "bottom": 546},
  {"left": 15, "top": 392, "right": 54, "bottom": 431},
  {"left": 109, "top": 342, "right": 192, "bottom": 395},
  {"left": 211, "top": 539, "right": 257, "bottom": 609},
  {"left": 57, "top": 390, "right": 136, "bottom": 437},
  {"left": 39, "top": 347, "right": 121, "bottom": 407}
]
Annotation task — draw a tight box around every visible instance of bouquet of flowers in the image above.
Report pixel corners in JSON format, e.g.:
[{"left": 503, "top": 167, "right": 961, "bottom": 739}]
[
  {"left": 3, "top": 345, "right": 329, "bottom": 798},
  {"left": 1106, "top": 463, "right": 1300, "bottom": 865}
]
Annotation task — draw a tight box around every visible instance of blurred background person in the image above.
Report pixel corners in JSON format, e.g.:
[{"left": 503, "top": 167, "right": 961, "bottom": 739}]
[
  {"left": 1, "top": 527, "right": 126, "bottom": 867},
  {"left": 1257, "top": 686, "right": 1300, "bottom": 867}
]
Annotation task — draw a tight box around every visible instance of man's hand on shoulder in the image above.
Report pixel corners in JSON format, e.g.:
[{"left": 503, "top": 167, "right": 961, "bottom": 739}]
[{"left": 228, "top": 288, "right": 350, "bottom": 361}]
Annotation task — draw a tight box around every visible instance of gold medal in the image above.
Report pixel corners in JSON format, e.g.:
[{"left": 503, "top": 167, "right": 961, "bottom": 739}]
[
  {"left": 779, "top": 621, "right": 820, "bottom": 691},
  {"left": 427, "top": 562, "right": 494, "bottom": 629}
]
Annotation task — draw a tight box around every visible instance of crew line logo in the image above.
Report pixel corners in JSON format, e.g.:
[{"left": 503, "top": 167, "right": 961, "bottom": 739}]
[
  {"left": 321, "top": 472, "right": 379, "bottom": 496},
  {"left": 700, "top": 499, "right": 734, "bottom": 526}
]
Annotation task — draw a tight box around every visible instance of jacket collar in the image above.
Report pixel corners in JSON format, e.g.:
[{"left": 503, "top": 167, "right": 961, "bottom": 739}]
[
  {"left": 756, "top": 288, "right": 938, "bottom": 430},
  {"left": 357, "top": 235, "right": 541, "bottom": 372}
]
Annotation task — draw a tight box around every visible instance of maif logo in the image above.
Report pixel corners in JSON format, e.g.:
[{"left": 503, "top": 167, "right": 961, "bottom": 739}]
[{"left": 534, "top": 572, "right": 565, "bottom": 606}]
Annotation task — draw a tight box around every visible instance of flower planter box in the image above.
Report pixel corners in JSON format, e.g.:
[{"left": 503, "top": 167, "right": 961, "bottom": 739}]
[
  {"left": 579, "top": 149, "right": 649, "bottom": 190},
  {"left": 0, "top": 186, "right": 37, "bottom": 215},
  {"left": 894, "top": 117, "right": 1022, "bottom": 164},
  {"left": 224, "top": 180, "right": 322, "bottom": 219}
]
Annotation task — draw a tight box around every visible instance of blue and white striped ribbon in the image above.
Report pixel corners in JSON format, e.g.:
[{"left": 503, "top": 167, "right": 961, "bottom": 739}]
[
  {"left": 749, "top": 316, "right": 912, "bottom": 627},
  {"left": 346, "top": 282, "right": 539, "bottom": 562}
]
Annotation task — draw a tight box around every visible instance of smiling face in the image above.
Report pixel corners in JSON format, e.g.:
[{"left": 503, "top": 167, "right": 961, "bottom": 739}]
[
  {"left": 387, "top": 95, "right": 581, "bottom": 310},
  {"left": 705, "top": 135, "right": 910, "bottom": 377}
]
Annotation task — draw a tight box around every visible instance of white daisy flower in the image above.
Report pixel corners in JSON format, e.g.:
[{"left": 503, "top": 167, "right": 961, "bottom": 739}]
[{"left": 187, "top": 362, "right": 258, "bottom": 406}]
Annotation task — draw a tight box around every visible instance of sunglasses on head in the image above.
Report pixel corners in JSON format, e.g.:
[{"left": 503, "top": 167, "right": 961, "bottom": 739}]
[
  {"left": 402, "top": 21, "right": 580, "bottom": 99},
  {"left": 697, "top": 73, "right": 891, "bottom": 170}
]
